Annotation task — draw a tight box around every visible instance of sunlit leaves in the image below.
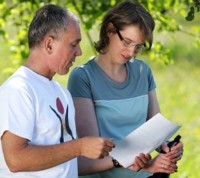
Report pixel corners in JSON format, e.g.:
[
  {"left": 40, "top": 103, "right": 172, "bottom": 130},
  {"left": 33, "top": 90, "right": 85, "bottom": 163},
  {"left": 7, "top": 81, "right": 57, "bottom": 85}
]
[
  {"left": 0, "top": 0, "right": 199, "bottom": 73},
  {"left": 71, "top": 0, "right": 116, "bottom": 29},
  {"left": 191, "top": 26, "right": 200, "bottom": 48},
  {"left": 186, "top": 6, "right": 195, "bottom": 20},
  {"left": 149, "top": 42, "right": 173, "bottom": 65},
  {"left": 0, "top": 0, "right": 53, "bottom": 69},
  {"left": 186, "top": 0, "right": 200, "bottom": 21}
]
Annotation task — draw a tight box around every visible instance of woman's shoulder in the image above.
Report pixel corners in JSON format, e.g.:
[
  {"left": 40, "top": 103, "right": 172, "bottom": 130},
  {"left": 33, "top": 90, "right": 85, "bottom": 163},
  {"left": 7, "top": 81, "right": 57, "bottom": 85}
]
[
  {"left": 69, "top": 57, "right": 95, "bottom": 81},
  {"left": 73, "top": 57, "right": 95, "bottom": 71},
  {"left": 129, "top": 58, "right": 151, "bottom": 69}
]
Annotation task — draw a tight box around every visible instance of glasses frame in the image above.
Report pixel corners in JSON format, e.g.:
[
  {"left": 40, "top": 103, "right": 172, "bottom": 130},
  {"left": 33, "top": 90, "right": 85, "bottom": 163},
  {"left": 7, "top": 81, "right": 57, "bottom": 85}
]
[{"left": 115, "top": 28, "right": 146, "bottom": 53}]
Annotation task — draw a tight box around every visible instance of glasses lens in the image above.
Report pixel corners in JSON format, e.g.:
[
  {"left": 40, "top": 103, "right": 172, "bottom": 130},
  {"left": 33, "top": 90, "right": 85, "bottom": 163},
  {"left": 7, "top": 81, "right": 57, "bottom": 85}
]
[
  {"left": 116, "top": 28, "right": 146, "bottom": 53},
  {"left": 135, "top": 45, "right": 145, "bottom": 52}
]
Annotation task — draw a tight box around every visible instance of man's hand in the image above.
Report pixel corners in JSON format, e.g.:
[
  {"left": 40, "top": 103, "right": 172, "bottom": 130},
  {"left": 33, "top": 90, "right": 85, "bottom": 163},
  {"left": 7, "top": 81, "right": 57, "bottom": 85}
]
[{"left": 78, "top": 137, "right": 115, "bottom": 159}]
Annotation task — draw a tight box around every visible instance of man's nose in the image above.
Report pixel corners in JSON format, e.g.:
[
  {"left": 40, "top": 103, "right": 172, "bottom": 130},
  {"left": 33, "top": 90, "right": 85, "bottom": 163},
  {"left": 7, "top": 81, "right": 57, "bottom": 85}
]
[{"left": 76, "top": 46, "right": 82, "bottom": 56}]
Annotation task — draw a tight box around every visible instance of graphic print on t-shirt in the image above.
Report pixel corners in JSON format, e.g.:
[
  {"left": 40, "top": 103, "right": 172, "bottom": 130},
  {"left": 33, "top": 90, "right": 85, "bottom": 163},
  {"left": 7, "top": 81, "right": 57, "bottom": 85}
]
[{"left": 50, "top": 97, "right": 74, "bottom": 142}]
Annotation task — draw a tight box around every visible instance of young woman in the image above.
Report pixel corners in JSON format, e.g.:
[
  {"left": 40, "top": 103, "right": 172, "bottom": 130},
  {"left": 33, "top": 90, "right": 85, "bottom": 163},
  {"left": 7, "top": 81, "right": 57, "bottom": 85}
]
[{"left": 68, "top": 1, "right": 183, "bottom": 177}]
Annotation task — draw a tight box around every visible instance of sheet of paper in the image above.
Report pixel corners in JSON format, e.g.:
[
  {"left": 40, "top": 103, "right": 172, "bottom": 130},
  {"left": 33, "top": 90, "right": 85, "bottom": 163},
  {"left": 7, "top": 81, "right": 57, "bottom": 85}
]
[{"left": 110, "top": 113, "right": 181, "bottom": 168}]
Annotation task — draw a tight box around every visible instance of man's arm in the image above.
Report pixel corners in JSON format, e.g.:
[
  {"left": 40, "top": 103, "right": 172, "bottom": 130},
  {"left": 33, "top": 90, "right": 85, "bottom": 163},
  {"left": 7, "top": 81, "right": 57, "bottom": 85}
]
[{"left": 1, "top": 131, "right": 114, "bottom": 172}]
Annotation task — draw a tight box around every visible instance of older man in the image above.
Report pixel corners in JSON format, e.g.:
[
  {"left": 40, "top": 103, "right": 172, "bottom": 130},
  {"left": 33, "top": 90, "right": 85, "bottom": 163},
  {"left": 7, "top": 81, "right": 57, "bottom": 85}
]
[{"left": 0, "top": 4, "right": 114, "bottom": 178}]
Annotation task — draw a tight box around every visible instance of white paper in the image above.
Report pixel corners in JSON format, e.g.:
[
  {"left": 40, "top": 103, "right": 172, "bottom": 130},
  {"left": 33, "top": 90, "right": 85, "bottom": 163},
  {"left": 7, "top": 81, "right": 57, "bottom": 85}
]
[{"left": 110, "top": 113, "right": 181, "bottom": 168}]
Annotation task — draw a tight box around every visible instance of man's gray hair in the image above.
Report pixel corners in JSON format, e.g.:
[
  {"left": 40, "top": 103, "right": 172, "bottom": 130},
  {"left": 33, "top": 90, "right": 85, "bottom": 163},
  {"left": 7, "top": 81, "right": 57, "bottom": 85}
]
[{"left": 28, "top": 4, "right": 79, "bottom": 49}]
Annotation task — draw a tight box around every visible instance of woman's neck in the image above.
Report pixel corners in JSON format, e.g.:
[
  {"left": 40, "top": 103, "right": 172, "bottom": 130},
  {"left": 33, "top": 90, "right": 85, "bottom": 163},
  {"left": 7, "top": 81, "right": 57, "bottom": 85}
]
[{"left": 95, "top": 55, "right": 127, "bottom": 83}]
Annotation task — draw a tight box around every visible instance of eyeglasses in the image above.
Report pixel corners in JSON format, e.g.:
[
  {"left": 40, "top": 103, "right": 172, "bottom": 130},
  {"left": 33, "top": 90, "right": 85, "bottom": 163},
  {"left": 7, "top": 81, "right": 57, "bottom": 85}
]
[{"left": 116, "top": 29, "right": 145, "bottom": 53}]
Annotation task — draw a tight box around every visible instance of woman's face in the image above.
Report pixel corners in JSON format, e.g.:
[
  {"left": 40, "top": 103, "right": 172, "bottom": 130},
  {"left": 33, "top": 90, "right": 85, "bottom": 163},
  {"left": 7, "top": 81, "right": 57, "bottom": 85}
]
[{"left": 107, "top": 25, "right": 144, "bottom": 64}]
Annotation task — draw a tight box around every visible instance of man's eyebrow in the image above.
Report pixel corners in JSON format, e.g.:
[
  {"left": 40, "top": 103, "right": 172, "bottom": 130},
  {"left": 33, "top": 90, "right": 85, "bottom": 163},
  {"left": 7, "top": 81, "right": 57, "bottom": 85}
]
[
  {"left": 71, "top": 38, "right": 81, "bottom": 44},
  {"left": 75, "top": 38, "right": 81, "bottom": 42}
]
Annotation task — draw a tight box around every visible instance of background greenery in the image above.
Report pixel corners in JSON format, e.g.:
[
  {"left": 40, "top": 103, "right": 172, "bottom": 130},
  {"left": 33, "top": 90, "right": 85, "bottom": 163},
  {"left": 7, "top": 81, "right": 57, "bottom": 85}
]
[{"left": 0, "top": 0, "right": 200, "bottom": 178}]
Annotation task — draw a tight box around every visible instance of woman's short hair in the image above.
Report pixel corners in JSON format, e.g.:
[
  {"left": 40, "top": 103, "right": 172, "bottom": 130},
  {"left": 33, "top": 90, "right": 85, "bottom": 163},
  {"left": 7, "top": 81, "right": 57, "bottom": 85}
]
[{"left": 94, "top": 1, "right": 155, "bottom": 54}]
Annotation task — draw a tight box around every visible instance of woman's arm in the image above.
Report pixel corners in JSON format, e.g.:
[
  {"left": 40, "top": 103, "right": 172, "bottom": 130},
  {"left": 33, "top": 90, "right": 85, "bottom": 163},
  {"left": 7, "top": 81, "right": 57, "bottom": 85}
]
[
  {"left": 73, "top": 98, "right": 114, "bottom": 175},
  {"left": 145, "top": 90, "right": 184, "bottom": 173},
  {"left": 147, "top": 90, "right": 160, "bottom": 120},
  {"left": 73, "top": 98, "right": 151, "bottom": 175},
  {"left": 74, "top": 98, "right": 99, "bottom": 137}
]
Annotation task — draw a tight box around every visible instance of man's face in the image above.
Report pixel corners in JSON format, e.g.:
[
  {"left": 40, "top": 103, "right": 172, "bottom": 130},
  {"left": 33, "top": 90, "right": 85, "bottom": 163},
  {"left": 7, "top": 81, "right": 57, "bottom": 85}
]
[{"left": 49, "top": 19, "right": 82, "bottom": 76}]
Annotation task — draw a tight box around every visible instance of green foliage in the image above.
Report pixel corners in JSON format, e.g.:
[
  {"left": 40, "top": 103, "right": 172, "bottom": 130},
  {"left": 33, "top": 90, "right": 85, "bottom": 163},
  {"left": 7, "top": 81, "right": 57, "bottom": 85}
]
[
  {"left": 0, "top": 0, "right": 42, "bottom": 73},
  {"left": 0, "top": 0, "right": 66, "bottom": 74},
  {"left": 149, "top": 42, "right": 173, "bottom": 65},
  {"left": 0, "top": 0, "right": 199, "bottom": 74},
  {"left": 186, "top": 0, "right": 200, "bottom": 21},
  {"left": 186, "top": 6, "right": 196, "bottom": 21},
  {"left": 69, "top": 0, "right": 197, "bottom": 64},
  {"left": 70, "top": 0, "right": 116, "bottom": 29}
]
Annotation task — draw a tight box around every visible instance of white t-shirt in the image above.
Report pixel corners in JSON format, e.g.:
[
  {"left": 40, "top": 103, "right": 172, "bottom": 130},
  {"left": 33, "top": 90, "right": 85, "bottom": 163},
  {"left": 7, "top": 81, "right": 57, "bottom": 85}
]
[{"left": 0, "top": 66, "right": 78, "bottom": 178}]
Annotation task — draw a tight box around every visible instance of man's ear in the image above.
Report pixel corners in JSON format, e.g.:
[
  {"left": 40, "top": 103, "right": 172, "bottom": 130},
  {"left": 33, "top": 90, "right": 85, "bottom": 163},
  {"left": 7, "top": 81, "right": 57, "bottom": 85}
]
[{"left": 44, "top": 36, "right": 54, "bottom": 54}]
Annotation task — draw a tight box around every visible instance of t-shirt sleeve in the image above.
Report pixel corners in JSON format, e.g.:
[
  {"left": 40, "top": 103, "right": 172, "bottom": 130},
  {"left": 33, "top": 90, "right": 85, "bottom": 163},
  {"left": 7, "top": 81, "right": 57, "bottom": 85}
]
[
  {"left": 0, "top": 84, "right": 35, "bottom": 140},
  {"left": 68, "top": 67, "right": 92, "bottom": 99}
]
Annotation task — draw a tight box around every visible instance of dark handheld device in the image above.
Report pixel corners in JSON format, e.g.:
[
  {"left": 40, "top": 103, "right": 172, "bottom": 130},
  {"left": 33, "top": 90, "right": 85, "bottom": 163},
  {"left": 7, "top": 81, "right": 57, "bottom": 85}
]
[
  {"left": 148, "top": 135, "right": 181, "bottom": 178},
  {"left": 160, "top": 135, "right": 181, "bottom": 154},
  {"left": 167, "top": 135, "right": 181, "bottom": 150}
]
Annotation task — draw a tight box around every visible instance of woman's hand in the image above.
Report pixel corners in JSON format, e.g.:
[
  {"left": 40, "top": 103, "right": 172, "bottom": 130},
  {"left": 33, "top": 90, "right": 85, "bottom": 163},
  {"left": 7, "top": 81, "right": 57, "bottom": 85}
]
[
  {"left": 128, "top": 153, "right": 151, "bottom": 171},
  {"left": 162, "top": 141, "right": 184, "bottom": 162},
  {"left": 142, "top": 153, "right": 178, "bottom": 174}
]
